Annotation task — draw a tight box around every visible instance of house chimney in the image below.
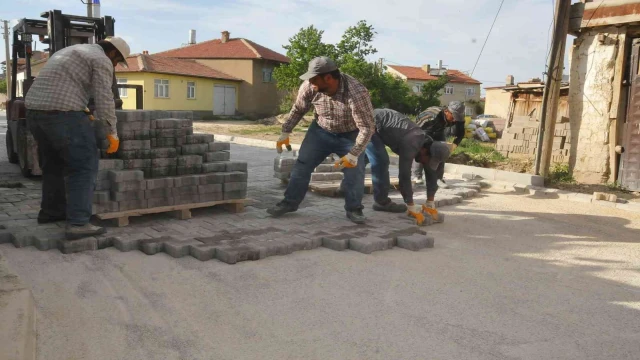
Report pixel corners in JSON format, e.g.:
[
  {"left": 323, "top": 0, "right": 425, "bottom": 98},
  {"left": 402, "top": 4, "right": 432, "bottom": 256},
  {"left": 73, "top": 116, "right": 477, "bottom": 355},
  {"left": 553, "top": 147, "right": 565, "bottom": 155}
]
[
  {"left": 189, "top": 29, "right": 196, "bottom": 45},
  {"left": 437, "top": 60, "right": 443, "bottom": 69},
  {"left": 422, "top": 64, "right": 431, "bottom": 73},
  {"left": 506, "top": 75, "right": 514, "bottom": 86},
  {"left": 221, "top": 31, "right": 230, "bottom": 43}
]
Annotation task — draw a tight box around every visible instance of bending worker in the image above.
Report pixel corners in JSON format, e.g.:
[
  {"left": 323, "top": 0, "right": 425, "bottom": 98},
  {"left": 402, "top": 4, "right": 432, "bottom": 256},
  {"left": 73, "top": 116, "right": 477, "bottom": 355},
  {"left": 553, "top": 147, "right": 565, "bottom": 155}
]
[
  {"left": 267, "top": 56, "right": 375, "bottom": 224},
  {"left": 413, "top": 101, "right": 465, "bottom": 184},
  {"left": 25, "top": 37, "right": 129, "bottom": 240},
  {"left": 366, "top": 108, "right": 451, "bottom": 225}
]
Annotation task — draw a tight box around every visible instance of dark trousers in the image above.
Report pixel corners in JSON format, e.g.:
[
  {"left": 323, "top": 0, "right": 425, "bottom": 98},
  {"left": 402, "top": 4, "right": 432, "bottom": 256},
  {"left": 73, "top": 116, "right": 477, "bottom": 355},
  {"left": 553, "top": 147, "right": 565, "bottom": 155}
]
[
  {"left": 413, "top": 130, "right": 446, "bottom": 180},
  {"left": 363, "top": 133, "right": 391, "bottom": 204},
  {"left": 283, "top": 121, "right": 366, "bottom": 211},
  {"left": 27, "top": 110, "right": 99, "bottom": 226}
]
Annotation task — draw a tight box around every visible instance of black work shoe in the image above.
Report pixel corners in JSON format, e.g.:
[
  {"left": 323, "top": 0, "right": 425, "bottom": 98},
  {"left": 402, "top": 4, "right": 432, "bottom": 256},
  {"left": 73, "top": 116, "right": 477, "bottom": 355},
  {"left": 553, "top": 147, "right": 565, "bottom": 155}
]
[
  {"left": 266, "top": 201, "right": 297, "bottom": 217},
  {"left": 372, "top": 201, "right": 407, "bottom": 213},
  {"left": 37, "top": 213, "right": 66, "bottom": 224},
  {"left": 346, "top": 209, "right": 366, "bottom": 224}
]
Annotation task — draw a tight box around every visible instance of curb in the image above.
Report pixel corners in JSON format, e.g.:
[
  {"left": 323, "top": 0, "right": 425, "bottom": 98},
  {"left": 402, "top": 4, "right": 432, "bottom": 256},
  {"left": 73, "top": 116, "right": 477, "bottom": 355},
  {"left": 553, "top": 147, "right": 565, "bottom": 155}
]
[
  {"left": 0, "top": 252, "right": 36, "bottom": 360},
  {"left": 481, "top": 180, "right": 640, "bottom": 215}
]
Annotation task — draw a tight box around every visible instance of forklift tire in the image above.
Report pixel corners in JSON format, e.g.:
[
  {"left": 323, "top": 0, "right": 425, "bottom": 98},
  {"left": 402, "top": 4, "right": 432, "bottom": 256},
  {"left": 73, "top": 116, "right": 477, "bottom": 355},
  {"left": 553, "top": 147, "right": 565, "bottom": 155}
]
[
  {"left": 5, "top": 127, "right": 18, "bottom": 164},
  {"left": 16, "top": 121, "right": 33, "bottom": 178}
]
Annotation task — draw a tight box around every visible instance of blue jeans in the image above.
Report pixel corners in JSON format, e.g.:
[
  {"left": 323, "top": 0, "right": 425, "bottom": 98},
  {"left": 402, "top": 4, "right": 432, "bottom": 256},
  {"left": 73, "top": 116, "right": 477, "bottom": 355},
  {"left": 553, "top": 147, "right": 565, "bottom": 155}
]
[
  {"left": 364, "top": 133, "right": 391, "bottom": 204},
  {"left": 27, "top": 110, "right": 99, "bottom": 226},
  {"left": 283, "top": 121, "right": 366, "bottom": 211}
]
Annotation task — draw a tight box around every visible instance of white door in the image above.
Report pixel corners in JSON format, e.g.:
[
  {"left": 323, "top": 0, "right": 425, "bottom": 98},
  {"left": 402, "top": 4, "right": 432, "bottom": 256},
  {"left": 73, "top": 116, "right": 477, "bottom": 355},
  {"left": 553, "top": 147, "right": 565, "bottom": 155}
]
[{"left": 213, "top": 85, "right": 236, "bottom": 115}]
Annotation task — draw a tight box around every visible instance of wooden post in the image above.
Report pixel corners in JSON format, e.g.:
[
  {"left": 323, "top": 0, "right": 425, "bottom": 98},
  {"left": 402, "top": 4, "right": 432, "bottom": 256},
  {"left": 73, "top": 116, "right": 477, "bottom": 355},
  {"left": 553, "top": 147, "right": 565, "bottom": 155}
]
[{"left": 536, "top": 0, "right": 571, "bottom": 177}]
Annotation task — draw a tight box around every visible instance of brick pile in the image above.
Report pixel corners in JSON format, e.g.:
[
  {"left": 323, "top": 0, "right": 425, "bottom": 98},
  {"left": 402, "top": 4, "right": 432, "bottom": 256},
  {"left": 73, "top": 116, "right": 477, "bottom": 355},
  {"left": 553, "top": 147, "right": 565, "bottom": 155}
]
[
  {"left": 273, "top": 153, "right": 370, "bottom": 182},
  {"left": 92, "top": 110, "right": 247, "bottom": 214},
  {"left": 495, "top": 115, "right": 571, "bottom": 163}
]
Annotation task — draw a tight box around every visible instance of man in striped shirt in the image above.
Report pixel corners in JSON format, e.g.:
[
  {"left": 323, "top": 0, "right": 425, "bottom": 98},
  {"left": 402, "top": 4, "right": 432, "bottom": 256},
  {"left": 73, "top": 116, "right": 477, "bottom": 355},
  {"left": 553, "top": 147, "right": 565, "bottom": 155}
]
[
  {"left": 25, "top": 37, "right": 130, "bottom": 240},
  {"left": 267, "top": 56, "right": 375, "bottom": 224}
]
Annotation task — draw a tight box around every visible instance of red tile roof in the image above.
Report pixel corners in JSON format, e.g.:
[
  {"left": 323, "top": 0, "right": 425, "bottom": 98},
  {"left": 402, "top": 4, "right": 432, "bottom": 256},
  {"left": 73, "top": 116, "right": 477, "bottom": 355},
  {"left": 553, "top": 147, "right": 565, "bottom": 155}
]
[
  {"left": 388, "top": 65, "right": 481, "bottom": 84},
  {"left": 154, "top": 38, "right": 290, "bottom": 63},
  {"left": 115, "top": 54, "right": 241, "bottom": 81}
]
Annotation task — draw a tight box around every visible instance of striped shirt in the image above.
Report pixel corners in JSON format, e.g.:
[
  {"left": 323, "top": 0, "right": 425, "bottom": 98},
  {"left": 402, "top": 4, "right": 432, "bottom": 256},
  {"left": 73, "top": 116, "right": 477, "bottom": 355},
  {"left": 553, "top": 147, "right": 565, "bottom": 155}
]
[
  {"left": 282, "top": 74, "right": 375, "bottom": 156},
  {"left": 25, "top": 44, "right": 117, "bottom": 135}
]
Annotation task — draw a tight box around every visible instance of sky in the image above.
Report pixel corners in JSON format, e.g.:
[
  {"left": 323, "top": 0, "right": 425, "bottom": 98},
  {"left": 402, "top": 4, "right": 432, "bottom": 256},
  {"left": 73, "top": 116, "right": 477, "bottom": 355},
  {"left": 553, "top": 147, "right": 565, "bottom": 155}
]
[{"left": 2, "top": 0, "right": 567, "bottom": 92}]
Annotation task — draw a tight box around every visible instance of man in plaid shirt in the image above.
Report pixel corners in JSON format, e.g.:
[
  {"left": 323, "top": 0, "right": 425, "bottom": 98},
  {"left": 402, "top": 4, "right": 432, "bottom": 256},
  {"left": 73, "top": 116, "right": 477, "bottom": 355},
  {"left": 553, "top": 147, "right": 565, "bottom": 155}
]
[
  {"left": 25, "top": 37, "right": 130, "bottom": 240},
  {"left": 267, "top": 56, "right": 375, "bottom": 224}
]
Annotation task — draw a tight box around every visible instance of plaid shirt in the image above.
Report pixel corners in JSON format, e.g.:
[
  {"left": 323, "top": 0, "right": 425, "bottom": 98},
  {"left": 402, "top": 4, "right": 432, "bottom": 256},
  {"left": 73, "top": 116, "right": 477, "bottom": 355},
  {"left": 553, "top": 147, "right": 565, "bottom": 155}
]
[
  {"left": 282, "top": 74, "right": 375, "bottom": 156},
  {"left": 25, "top": 44, "right": 117, "bottom": 135}
]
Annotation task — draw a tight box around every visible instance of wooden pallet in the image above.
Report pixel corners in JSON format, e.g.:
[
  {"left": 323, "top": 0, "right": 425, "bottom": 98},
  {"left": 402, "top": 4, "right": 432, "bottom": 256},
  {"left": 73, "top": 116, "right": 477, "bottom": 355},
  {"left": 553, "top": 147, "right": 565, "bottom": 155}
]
[
  {"left": 96, "top": 198, "right": 249, "bottom": 227},
  {"left": 308, "top": 177, "right": 403, "bottom": 197}
]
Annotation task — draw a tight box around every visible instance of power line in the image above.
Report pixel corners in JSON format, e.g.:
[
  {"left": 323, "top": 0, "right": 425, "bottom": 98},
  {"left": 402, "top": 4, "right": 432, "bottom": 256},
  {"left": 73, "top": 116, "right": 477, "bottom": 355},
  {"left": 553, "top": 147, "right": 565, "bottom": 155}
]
[{"left": 470, "top": 0, "right": 505, "bottom": 77}]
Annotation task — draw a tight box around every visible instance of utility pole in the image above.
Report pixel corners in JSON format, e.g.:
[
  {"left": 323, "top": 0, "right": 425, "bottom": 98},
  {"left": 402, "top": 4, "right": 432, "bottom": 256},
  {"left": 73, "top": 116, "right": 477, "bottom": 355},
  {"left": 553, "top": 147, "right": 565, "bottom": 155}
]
[
  {"left": 535, "top": 0, "right": 571, "bottom": 177},
  {"left": 2, "top": 20, "right": 10, "bottom": 97}
]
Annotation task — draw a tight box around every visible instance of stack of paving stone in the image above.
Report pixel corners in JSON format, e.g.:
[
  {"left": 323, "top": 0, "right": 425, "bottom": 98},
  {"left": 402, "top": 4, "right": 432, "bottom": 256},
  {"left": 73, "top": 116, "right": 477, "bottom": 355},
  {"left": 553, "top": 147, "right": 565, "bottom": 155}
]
[
  {"left": 496, "top": 115, "right": 571, "bottom": 163},
  {"left": 92, "top": 110, "right": 247, "bottom": 214},
  {"left": 273, "top": 153, "right": 369, "bottom": 182}
]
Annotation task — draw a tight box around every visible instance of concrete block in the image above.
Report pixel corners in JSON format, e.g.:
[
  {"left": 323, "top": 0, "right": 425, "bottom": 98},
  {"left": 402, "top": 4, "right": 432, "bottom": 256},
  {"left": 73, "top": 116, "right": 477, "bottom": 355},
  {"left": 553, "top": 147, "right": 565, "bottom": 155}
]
[
  {"left": 139, "top": 237, "right": 170, "bottom": 255},
  {"left": 93, "top": 191, "right": 110, "bottom": 204},
  {"left": 145, "top": 187, "right": 174, "bottom": 199},
  {"left": 34, "top": 231, "right": 66, "bottom": 251},
  {"left": 179, "top": 119, "right": 193, "bottom": 128},
  {"left": 118, "top": 199, "right": 147, "bottom": 211},
  {"left": 152, "top": 137, "right": 176, "bottom": 148},
  {"left": 147, "top": 197, "right": 175, "bottom": 208},
  {"left": 108, "top": 170, "right": 144, "bottom": 183},
  {"left": 96, "top": 180, "right": 112, "bottom": 191},
  {"left": 173, "top": 186, "right": 199, "bottom": 197},
  {"left": 208, "top": 142, "right": 231, "bottom": 151},
  {"left": 114, "top": 233, "right": 150, "bottom": 252},
  {"left": 314, "top": 164, "right": 337, "bottom": 173},
  {"left": 280, "top": 236, "right": 318, "bottom": 252},
  {"left": 215, "top": 244, "right": 260, "bottom": 264},
  {"left": 182, "top": 144, "right": 210, "bottom": 156},
  {"left": 164, "top": 240, "right": 201, "bottom": 258},
  {"left": 134, "top": 130, "right": 152, "bottom": 140},
  {"left": 150, "top": 148, "right": 178, "bottom": 159},
  {"left": 224, "top": 191, "right": 247, "bottom": 200},
  {"left": 117, "top": 120, "right": 150, "bottom": 132},
  {"left": 111, "top": 190, "right": 146, "bottom": 202},
  {"left": 123, "top": 159, "right": 152, "bottom": 170},
  {"left": 156, "top": 129, "right": 187, "bottom": 138},
  {"left": 98, "top": 159, "right": 124, "bottom": 171},
  {"left": 248, "top": 240, "right": 292, "bottom": 259},
  {"left": 224, "top": 182, "right": 247, "bottom": 192},
  {"left": 152, "top": 119, "right": 180, "bottom": 129},
  {"left": 119, "top": 140, "right": 151, "bottom": 151},
  {"left": 178, "top": 155, "right": 203, "bottom": 167},
  {"left": 185, "top": 134, "right": 214, "bottom": 144},
  {"left": 92, "top": 201, "right": 119, "bottom": 214},
  {"left": 151, "top": 158, "right": 178, "bottom": 168},
  {"left": 95, "top": 235, "right": 117, "bottom": 250},
  {"left": 198, "top": 184, "right": 223, "bottom": 194},
  {"left": 189, "top": 244, "right": 217, "bottom": 261},
  {"left": 174, "top": 194, "right": 200, "bottom": 205},
  {"left": 225, "top": 161, "right": 248, "bottom": 172},
  {"left": 396, "top": 234, "right": 435, "bottom": 251},
  {"left": 349, "top": 236, "right": 394, "bottom": 254},
  {"left": 199, "top": 193, "right": 224, "bottom": 202},
  {"left": 176, "top": 165, "right": 202, "bottom": 176},
  {"left": 321, "top": 234, "right": 352, "bottom": 251},
  {"left": 223, "top": 172, "right": 248, "bottom": 183},
  {"left": 96, "top": 170, "right": 111, "bottom": 181},
  {"left": 311, "top": 172, "right": 343, "bottom": 181},
  {"left": 173, "top": 175, "right": 200, "bottom": 187},
  {"left": 57, "top": 237, "right": 98, "bottom": 254},
  {"left": 117, "top": 150, "right": 139, "bottom": 160},
  {"left": 204, "top": 151, "right": 230, "bottom": 162},
  {"left": 150, "top": 167, "right": 177, "bottom": 178},
  {"left": 202, "top": 162, "right": 227, "bottom": 173},
  {"left": 198, "top": 173, "right": 225, "bottom": 184},
  {"left": 11, "top": 233, "right": 36, "bottom": 248},
  {"left": 146, "top": 177, "right": 174, "bottom": 189},
  {"left": 112, "top": 180, "right": 147, "bottom": 192}
]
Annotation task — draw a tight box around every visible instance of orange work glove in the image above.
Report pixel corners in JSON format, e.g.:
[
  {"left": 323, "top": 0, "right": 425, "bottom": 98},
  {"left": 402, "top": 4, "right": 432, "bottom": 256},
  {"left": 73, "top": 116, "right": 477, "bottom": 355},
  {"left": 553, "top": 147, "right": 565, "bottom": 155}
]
[
  {"left": 276, "top": 133, "right": 291, "bottom": 154},
  {"left": 334, "top": 153, "right": 358, "bottom": 169},
  {"left": 422, "top": 201, "right": 439, "bottom": 222},
  {"left": 407, "top": 204, "right": 426, "bottom": 226},
  {"left": 106, "top": 134, "right": 120, "bottom": 154}
]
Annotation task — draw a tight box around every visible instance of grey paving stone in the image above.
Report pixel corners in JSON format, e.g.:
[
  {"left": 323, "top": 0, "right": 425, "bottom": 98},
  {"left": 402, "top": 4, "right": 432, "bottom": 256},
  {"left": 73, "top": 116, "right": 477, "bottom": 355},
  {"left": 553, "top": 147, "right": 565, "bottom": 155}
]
[
  {"left": 189, "top": 244, "right": 217, "bottom": 261},
  {"left": 112, "top": 180, "right": 147, "bottom": 192},
  {"left": 117, "top": 121, "right": 149, "bottom": 132},
  {"left": 57, "top": 237, "right": 99, "bottom": 254},
  {"left": 173, "top": 175, "right": 200, "bottom": 187},
  {"left": 146, "top": 178, "right": 174, "bottom": 190},
  {"left": 120, "top": 140, "right": 151, "bottom": 151},
  {"left": 280, "top": 235, "right": 320, "bottom": 252},
  {"left": 108, "top": 170, "right": 144, "bottom": 183},
  {"left": 147, "top": 197, "right": 175, "bottom": 208},
  {"left": 96, "top": 180, "right": 112, "bottom": 191},
  {"left": 311, "top": 172, "right": 343, "bottom": 181},
  {"left": 114, "top": 233, "right": 151, "bottom": 252},
  {"left": 176, "top": 165, "right": 202, "bottom": 176},
  {"left": 225, "top": 161, "right": 248, "bottom": 172},
  {"left": 134, "top": 130, "right": 152, "bottom": 140},
  {"left": 92, "top": 201, "right": 119, "bottom": 215},
  {"left": 145, "top": 188, "right": 174, "bottom": 199},
  {"left": 178, "top": 155, "right": 203, "bottom": 167},
  {"left": 33, "top": 231, "right": 66, "bottom": 251},
  {"left": 156, "top": 129, "right": 187, "bottom": 138},
  {"left": 111, "top": 190, "right": 146, "bottom": 202},
  {"left": 224, "top": 182, "right": 247, "bottom": 192},
  {"left": 122, "top": 159, "right": 152, "bottom": 170},
  {"left": 119, "top": 199, "right": 147, "bottom": 211},
  {"left": 174, "top": 194, "right": 200, "bottom": 205},
  {"left": 202, "top": 163, "right": 226, "bottom": 173},
  {"left": 0, "top": 230, "right": 15, "bottom": 244},
  {"left": 152, "top": 158, "right": 178, "bottom": 168},
  {"left": 223, "top": 172, "right": 248, "bottom": 183},
  {"left": 247, "top": 239, "right": 292, "bottom": 259},
  {"left": 198, "top": 184, "right": 223, "bottom": 194},
  {"left": 12, "top": 233, "right": 37, "bottom": 248},
  {"left": 321, "top": 233, "right": 353, "bottom": 251},
  {"left": 273, "top": 172, "right": 290, "bottom": 180},
  {"left": 139, "top": 237, "right": 172, "bottom": 255},
  {"left": 215, "top": 244, "right": 261, "bottom": 264},
  {"left": 208, "top": 142, "right": 230, "bottom": 151},
  {"left": 150, "top": 167, "right": 177, "bottom": 178},
  {"left": 396, "top": 234, "right": 434, "bottom": 251},
  {"left": 199, "top": 193, "right": 224, "bottom": 202},
  {"left": 224, "top": 190, "right": 247, "bottom": 200},
  {"left": 93, "top": 191, "right": 110, "bottom": 204},
  {"left": 203, "top": 151, "right": 230, "bottom": 162},
  {"left": 186, "top": 134, "right": 214, "bottom": 144},
  {"left": 173, "top": 186, "right": 199, "bottom": 197},
  {"left": 150, "top": 148, "right": 178, "bottom": 159},
  {"left": 181, "top": 144, "right": 209, "bottom": 156},
  {"left": 349, "top": 236, "right": 394, "bottom": 254},
  {"left": 164, "top": 239, "right": 201, "bottom": 258},
  {"left": 99, "top": 159, "right": 124, "bottom": 171},
  {"left": 152, "top": 119, "right": 180, "bottom": 129}
]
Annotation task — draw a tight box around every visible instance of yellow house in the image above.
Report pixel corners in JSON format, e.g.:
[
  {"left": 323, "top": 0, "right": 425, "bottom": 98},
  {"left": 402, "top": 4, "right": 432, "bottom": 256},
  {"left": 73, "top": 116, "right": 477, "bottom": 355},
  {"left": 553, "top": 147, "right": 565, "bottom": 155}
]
[{"left": 115, "top": 53, "right": 241, "bottom": 116}]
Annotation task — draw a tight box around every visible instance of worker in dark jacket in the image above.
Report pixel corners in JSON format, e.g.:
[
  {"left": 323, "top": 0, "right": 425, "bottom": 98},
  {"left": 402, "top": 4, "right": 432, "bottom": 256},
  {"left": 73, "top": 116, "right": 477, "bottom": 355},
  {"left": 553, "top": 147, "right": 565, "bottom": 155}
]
[
  {"left": 413, "top": 101, "right": 466, "bottom": 184},
  {"left": 366, "top": 108, "right": 451, "bottom": 225}
]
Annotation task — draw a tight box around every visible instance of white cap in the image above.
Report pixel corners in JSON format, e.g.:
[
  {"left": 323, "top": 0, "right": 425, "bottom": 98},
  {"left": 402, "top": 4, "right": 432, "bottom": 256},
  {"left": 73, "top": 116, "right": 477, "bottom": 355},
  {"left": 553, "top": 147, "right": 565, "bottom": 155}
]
[{"left": 104, "top": 36, "right": 130, "bottom": 66}]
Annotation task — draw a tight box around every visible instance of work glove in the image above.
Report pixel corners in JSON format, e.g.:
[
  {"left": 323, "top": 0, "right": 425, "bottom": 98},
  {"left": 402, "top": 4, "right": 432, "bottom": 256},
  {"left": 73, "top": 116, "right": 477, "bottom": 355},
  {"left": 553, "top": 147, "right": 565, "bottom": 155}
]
[
  {"left": 276, "top": 132, "right": 292, "bottom": 154},
  {"left": 106, "top": 133, "right": 120, "bottom": 154},
  {"left": 406, "top": 203, "right": 426, "bottom": 226},
  {"left": 334, "top": 153, "right": 358, "bottom": 169}
]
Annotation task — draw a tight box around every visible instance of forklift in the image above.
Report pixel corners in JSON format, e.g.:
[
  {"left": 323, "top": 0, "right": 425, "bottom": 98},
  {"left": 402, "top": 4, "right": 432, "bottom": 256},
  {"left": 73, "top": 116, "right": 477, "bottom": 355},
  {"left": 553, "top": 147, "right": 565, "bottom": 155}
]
[{"left": 5, "top": 9, "right": 142, "bottom": 177}]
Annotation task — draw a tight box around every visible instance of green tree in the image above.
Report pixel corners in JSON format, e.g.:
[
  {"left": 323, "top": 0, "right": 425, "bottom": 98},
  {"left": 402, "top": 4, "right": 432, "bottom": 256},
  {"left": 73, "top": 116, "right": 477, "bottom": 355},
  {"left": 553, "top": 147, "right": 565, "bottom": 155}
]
[
  {"left": 0, "top": 78, "right": 6, "bottom": 94},
  {"left": 406, "top": 75, "right": 449, "bottom": 114}
]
